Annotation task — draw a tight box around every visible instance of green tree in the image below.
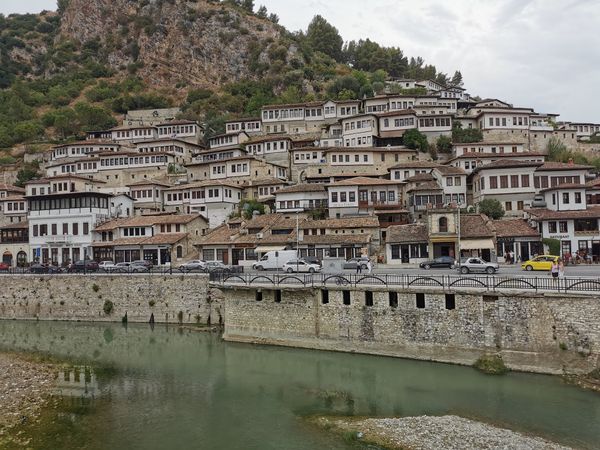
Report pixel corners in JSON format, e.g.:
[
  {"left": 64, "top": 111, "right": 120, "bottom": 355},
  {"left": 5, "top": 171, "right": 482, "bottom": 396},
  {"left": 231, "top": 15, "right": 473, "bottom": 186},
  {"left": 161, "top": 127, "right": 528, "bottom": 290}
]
[
  {"left": 15, "top": 161, "right": 41, "bottom": 187},
  {"left": 241, "top": 199, "right": 265, "bottom": 219},
  {"left": 450, "top": 70, "right": 463, "bottom": 87},
  {"left": 452, "top": 122, "right": 483, "bottom": 143},
  {"left": 402, "top": 128, "right": 429, "bottom": 152},
  {"left": 241, "top": 0, "right": 254, "bottom": 12},
  {"left": 256, "top": 5, "right": 267, "bottom": 18},
  {"left": 305, "top": 15, "right": 343, "bottom": 61},
  {"left": 436, "top": 135, "right": 452, "bottom": 153},
  {"left": 478, "top": 198, "right": 505, "bottom": 220}
]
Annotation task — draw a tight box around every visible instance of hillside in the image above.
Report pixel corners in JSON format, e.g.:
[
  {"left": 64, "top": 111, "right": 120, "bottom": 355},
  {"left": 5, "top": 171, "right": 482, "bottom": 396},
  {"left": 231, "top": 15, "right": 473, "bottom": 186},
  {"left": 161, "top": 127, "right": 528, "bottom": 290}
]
[{"left": 0, "top": 0, "right": 456, "bottom": 165}]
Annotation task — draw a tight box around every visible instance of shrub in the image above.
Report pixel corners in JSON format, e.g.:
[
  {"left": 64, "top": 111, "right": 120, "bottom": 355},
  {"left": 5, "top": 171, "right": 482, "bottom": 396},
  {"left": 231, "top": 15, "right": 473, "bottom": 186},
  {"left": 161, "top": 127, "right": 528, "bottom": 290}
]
[
  {"left": 103, "top": 300, "right": 114, "bottom": 315},
  {"left": 478, "top": 198, "right": 505, "bottom": 220},
  {"left": 148, "top": 299, "right": 156, "bottom": 307},
  {"left": 473, "top": 354, "right": 508, "bottom": 375},
  {"left": 92, "top": 283, "right": 100, "bottom": 292}
]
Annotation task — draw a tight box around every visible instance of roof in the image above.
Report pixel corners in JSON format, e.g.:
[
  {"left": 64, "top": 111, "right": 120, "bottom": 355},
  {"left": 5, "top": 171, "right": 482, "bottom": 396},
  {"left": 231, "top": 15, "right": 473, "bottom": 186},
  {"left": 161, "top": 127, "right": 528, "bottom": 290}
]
[
  {"left": 164, "top": 180, "right": 241, "bottom": 191},
  {"left": 25, "top": 175, "right": 106, "bottom": 185},
  {"left": 0, "top": 195, "right": 26, "bottom": 202},
  {"left": 94, "top": 214, "right": 204, "bottom": 231},
  {"left": 452, "top": 141, "right": 526, "bottom": 146},
  {"left": 0, "top": 220, "right": 28, "bottom": 230},
  {"left": 404, "top": 173, "right": 435, "bottom": 182},
  {"left": 300, "top": 234, "right": 371, "bottom": 245},
  {"left": 244, "top": 134, "right": 292, "bottom": 144},
  {"left": 449, "top": 152, "right": 545, "bottom": 160},
  {"left": 52, "top": 140, "right": 120, "bottom": 148},
  {"left": 0, "top": 184, "right": 25, "bottom": 193},
  {"left": 156, "top": 120, "right": 198, "bottom": 126},
  {"left": 460, "top": 214, "right": 495, "bottom": 238},
  {"left": 536, "top": 162, "right": 594, "bottom": 171},
  {"left": 133, "top": 137, "right": 203, "bottom": 147},
  {"left": 376, "top": 109, "right": 417, "bottom": 118},
  {"left": 386, "top": 223, "right": 428, "bottom": 243},
  {"left": 329, "top": 176, "right": 404, "bottom": 187},
  {"left": 433, "top": 166, "right": 467, "bottom": 175},
  {"left": 301, "top": 216, "right": 380, "bottom": 229},
  {"left": 262, "top": 101, "right": 324, "bottom": 110},
  {"left": 526, "top": 206, "right": 600, "bottom": 221},
  {"left": 539, "top": 183, "right": 587, "bottom": 193},
  {"left": 275, "top": 183, "right": 327, "bottom": 194},
  {"left": 243, "top": 178, "right": 287, "bottom": 187},
  {"left": 471, "top": 160, "right": 544, "bottom": 174},
  {"left": 493, "top": 219, "right": 540, "bottom": 238},
  {"left": 126, "top": 179, "right": 172, "bottom": 188},
  {"left": 406, "top": 181, "right": 442, "bottom": 192}
]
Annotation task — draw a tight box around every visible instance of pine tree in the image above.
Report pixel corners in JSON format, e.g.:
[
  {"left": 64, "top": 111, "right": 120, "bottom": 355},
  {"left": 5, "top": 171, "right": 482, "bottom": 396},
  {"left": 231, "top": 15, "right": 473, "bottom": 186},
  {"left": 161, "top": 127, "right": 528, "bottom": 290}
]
[
  {"left": 306, "top": 15, "right": 343, "bottom": 62},
  {"left": 450, "top": 70, "right": 463, "bottom": 87}
]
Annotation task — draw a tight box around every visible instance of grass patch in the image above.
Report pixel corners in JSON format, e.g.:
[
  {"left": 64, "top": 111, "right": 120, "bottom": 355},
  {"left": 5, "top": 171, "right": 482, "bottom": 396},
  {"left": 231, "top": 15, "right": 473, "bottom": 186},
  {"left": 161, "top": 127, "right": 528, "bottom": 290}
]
[{"left": 473, "top": 354, "right": 508, "bottom": 375}]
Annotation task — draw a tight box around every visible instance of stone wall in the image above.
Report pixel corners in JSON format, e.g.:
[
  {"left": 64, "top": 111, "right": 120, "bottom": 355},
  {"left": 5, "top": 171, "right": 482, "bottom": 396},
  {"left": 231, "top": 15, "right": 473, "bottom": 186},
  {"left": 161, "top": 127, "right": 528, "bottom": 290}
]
[
  {"left": 0, "top": 274, "right": 221, "bottom": 325},
  {"left": 221, "top": 285, "right": 600, "bottom": 375}
]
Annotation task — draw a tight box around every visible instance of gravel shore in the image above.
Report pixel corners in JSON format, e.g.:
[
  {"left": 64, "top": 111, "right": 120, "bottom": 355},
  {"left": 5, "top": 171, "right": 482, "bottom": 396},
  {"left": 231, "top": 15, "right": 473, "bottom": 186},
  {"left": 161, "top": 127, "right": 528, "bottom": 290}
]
[
  {"left": 316, "top": 415, "right": 572, "bottom": 450},
  {"left": 0, "top": 353, "right": 56, "bottom": 436}
]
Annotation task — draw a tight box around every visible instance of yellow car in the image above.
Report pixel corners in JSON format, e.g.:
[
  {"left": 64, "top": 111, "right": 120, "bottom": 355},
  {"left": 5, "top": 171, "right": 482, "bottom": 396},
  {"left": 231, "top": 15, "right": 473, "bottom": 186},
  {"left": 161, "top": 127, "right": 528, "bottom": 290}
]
[{"left": 521, "top": 255, "right": 559, "bottom": 271}]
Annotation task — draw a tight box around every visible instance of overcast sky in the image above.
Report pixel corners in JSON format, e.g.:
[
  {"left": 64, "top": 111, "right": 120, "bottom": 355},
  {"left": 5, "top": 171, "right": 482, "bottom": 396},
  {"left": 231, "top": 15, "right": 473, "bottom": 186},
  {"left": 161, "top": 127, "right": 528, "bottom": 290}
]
[{"left": 2, "top": 0, "right": 598, "bottom": 122}]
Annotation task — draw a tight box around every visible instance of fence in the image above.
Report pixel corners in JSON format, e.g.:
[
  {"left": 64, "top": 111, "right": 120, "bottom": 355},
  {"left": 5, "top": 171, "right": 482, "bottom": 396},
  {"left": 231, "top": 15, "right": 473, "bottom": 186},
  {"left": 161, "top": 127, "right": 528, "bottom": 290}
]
[{"left": 209, "top": 272, "right": 600, "bottom": 294}]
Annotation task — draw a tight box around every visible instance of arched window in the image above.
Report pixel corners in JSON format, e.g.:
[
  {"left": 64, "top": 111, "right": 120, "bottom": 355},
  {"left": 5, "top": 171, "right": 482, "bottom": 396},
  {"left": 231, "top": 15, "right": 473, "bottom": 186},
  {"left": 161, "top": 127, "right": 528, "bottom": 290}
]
[
  {"left": 16, "top": 251, "right": 27, "bottom": 267},
  {"left": 438, "top": 216, "right": 448, "bottom": 233},
  {"left": 176, "top": 245, "right": 183, "bottom": 259}
]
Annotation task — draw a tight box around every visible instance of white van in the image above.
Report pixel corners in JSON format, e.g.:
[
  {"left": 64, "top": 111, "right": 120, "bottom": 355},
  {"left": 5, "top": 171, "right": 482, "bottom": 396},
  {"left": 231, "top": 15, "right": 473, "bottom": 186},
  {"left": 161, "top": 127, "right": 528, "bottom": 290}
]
[{"left": 252, "top": 250, "right": 297, "bottom": 271}]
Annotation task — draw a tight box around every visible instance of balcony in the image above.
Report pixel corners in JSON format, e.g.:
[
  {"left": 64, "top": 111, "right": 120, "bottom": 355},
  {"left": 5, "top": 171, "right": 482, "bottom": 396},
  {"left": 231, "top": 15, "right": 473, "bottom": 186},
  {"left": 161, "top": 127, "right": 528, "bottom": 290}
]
[{"left": 45, "top": 235, "right": 73, "bottom": 244}]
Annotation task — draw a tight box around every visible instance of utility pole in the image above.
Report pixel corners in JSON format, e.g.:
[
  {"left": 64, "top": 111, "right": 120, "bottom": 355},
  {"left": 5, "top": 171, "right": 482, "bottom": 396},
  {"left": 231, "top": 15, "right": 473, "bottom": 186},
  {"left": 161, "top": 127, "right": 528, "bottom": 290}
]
[
  {"left": 456, "top": 204, "right": 461, "bottom": 264},
  {"left": 296, "top": 211, "right": 299, "bottom": 272}
]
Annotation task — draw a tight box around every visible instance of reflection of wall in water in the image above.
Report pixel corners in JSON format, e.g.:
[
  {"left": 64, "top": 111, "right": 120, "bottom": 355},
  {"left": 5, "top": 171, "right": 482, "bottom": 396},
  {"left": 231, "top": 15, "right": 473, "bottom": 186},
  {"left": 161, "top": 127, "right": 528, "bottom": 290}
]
[{"left": 55, "top": 366, "right": 99, "bottom": 398}]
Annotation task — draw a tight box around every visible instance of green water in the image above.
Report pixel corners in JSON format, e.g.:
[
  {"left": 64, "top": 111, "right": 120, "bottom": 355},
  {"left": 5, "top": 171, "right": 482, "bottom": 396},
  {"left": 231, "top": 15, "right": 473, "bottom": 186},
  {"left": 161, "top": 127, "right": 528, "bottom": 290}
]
[{"left": 1, "top": 321, "right": 599, "bottom": 450}]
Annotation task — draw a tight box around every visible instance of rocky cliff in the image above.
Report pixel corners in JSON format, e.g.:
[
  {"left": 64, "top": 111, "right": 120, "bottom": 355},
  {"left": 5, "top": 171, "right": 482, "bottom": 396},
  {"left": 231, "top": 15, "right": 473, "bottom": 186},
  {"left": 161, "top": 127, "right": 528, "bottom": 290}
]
[{"left": 58, "top": 0, "right": 284, "bottom": 89}]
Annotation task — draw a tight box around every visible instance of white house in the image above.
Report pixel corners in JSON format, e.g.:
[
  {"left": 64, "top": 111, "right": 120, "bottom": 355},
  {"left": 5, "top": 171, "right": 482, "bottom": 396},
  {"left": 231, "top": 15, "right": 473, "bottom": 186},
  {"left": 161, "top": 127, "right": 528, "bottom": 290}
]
[{"left": 274, "top": 183, "right": 328, "bottom": 214}]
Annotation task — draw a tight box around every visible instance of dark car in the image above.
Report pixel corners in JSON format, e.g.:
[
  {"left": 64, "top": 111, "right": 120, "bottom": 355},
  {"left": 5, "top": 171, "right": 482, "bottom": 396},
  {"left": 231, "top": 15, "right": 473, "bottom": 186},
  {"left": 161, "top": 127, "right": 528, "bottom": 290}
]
[
  {"left": 0, "top": 262, "right": 9, "bottom": 271},
  {"left": 204, "top": 261, "right": 230, "bottom": 273},
  {"left": 131, "top": 259, "right": 153, "bottom": 270},
  {"left": 68, "top": 260, "right": 100, "bottom": 273},
  {"left": 28, "top": 263, "right": 62, "bottom": 274},
  {"left": 419, "top": 256, "right": 457, "bottom": 270}
]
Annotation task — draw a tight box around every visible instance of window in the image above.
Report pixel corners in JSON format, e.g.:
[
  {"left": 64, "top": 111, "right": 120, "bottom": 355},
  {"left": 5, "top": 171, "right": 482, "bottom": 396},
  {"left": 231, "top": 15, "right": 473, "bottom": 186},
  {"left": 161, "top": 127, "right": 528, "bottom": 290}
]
[
  {"left": 505, "top": 202, "right": 512, "bottom": 211},
  {"left": 321, "top": 289, "right": 329, "bottom": 304},
  {"left": 83, "top": 223, "right": 89, "bottom": 235},
  {"left": 438, "top": 216, "right": 448, "bottom": 232},
  {"left": 575, "top": 192, "right": 582, "bottom": 203},
  {"left": 510, "top": 175, "right": 519, "bottom": 188},
  {"left": 489, "top": 176, "right": 498, "bottom": 189},
  {"left": 445, "top": 294, "right": 456, "bottom": 310},
  {"left": 500, "top": 176, "right": 508, "bottom": 188},
  {"left": 365, "top": 291, "right": 373, "bottom": 307},
  {"left": 51, "top": 224, "right": 57, "bottom": 235},
  {"left": 342, "top": 291, "right": 351, "bottom": 305},
  {"left": 548, "top": 221, "right": 557, "bottom": 233},
  {"left": 562, "top": 193, "right": 570, "bottom": 204},
  {"left": 517, "top": 201, "right": 524, "bottom": 210},
  {"left": 416, "top": 293, "right": 425, "bottom": 309},
  {"left": 559, "top": 221, "right": 568, "bottom": 233},
  {"left": 73, "top": 223, "right": 79, "bottom": 235},
  {"left": 389, "top": 292, "right": 398, "bottom": 308},
  {"left": 521, "top": 174, "right": 530, "bottom": 187}
]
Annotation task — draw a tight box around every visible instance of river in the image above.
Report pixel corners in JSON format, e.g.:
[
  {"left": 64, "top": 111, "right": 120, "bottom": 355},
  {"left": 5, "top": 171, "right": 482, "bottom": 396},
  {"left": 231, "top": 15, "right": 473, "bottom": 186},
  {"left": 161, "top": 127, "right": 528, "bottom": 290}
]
[{"left": 0, "top": 320, "right": 599, "bottom": 449}]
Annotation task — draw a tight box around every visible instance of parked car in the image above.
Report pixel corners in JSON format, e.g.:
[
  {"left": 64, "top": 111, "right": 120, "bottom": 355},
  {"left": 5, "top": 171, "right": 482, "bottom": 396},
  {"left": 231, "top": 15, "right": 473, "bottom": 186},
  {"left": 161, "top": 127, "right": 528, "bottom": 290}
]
[
  {"left": 0, "top": 262, "right": 9, "bottom": 271},
  {"left": 28, "top": 263, "right": 62, "bottom": 274},
  {"left": 115, "top": 262, "right": 148, "bottom": 273},
  {"left": 131, "top": 259, "right": 153, "bottom": 270},
  {"left": 98, "top": 261, "right": 120, "bottom": 272},
  {"left": 204, "top": 261, "right": 230, "bottom": 273},
  {"left": 252, "top": 250, "right": 298, "bottom": 271},
  {"left": 282, "top": 259, "right": 321, "bottom": 273},
  {"left": 419, "top": 256, "right": 457, "bottom": 270},
  {"left": 343, "top": 256, "right": 370, "bottom": 270},
  {"left": 457, "top": 257, "right": 499, "bottom": 274},
  {"left": 302, "top": 256, "right": 322, "bottom": 266},
  {"left": 521, "top": 255, "right": 560, "bottom": 271},
  {"left": 178, "top": 260, "right": 207, "bottom": 272},
  {"left": 68, "top": 260, "right": 100, "bottom": 273}
]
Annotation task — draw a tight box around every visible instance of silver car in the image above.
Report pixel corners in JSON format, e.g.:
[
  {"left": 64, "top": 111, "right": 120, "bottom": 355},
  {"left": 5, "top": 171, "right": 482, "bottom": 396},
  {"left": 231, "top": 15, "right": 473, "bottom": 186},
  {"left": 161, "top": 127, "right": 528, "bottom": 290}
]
[{"left": 457, "top": 257, "right": 499, "bottom": 274}]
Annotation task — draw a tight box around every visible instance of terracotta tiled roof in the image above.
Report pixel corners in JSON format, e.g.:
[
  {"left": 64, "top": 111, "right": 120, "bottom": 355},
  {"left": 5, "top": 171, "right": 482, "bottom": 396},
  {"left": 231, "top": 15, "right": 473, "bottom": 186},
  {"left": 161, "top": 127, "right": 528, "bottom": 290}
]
[
  {"left": 197, "top": 224, "right": 238, "bottom": 245},
  {"left": 526, "top": 206, "right": 600, "bottom": 220},
  {"left": 448, "top": 152, "right": 545, "bottom": 160},
  {"left": 244, "top": 134, "right": 292, "bottom": 144},
  {"left": 537, "top": 162, "right": 593, "bottom": 171},
  {"left": 143, "top": 233, "right": 187, "bottom": 245},
  {"left": 163, "top": 180, "right": 241, "bottom": 190},
  {"left": 0, "top": 220, "right": 28, "bottom": 230},
  {"left": 434, "top": 166, "right": 467, "bottom": 175},
  {"left": 386, "top": 223, "right": 428, "bottom": 243},
  {"left": 94, "top": 218, "right": 131, "bottom": 232},
  {"left": 275, "top": 183, "right": 327, "bottom": 194},
  {"left": 300, "top": 234, "right": 371, "bottom": 245},
  {"left": 539, "top": 183, "right": 587, "bottom": 192},
  {"left": 406, "top": 181, "right": 442, "bottom": 192},
  {"left": 329, "top": 176, "right": 404, "bottom": 187},
  {"left": 126, "top": 179, "right": 172, "bottom": 187},
  {"left": 243, "top": 177, "right": 287, "bottom": 187},
  {"left": 91, "top": 233, "right": 187, "bottom": 247},
  {"left": 471, "top": 160, "right": 543, "bottom": 173},
  {"left": 0, "top": 195, "right": 25, "bottom": 201},
  {"left": 301, "top": 216, "right": 379, "bottom": 229},
  {"left": 404, "top": 173, "right": 434, "bottom": 182},
  {"left": 460, "top": 214, "right": 495, "bottom": 238},
  {"left": 493, "top": 219, "right": 540, "bottom": 238},
  {"left": 244, "top": 213, "right": 284, "bottom": 229},
  {"left": 0, "top": 184, "right": 25, "bottom": 193}
]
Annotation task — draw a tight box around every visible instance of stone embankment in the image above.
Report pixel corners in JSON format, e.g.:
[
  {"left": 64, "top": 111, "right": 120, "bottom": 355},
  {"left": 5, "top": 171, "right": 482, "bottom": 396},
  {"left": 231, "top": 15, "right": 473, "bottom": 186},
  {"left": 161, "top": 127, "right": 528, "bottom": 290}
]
[
  {"left": 315, "top": 415, "right": 572, "bottom": 450},
  {"left": 0, "top": 353, "right": 55, "bottom": 447}
]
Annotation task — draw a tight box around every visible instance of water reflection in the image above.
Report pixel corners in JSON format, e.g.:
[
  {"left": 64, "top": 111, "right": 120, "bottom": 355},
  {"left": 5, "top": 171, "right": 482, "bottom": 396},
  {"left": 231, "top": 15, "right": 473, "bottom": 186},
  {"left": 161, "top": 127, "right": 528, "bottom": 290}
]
[{"left": 0, "top": 320, "right": 599, "bottom": 450}]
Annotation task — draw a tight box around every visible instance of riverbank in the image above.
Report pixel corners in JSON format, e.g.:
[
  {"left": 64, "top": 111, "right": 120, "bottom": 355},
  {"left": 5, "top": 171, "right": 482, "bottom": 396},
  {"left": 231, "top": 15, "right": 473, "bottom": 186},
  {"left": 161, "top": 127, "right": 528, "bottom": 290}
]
[
  {"left": 312, "top": 415, "right": 572, "bottom": 450},
  {"left": 0, "top": 352, "right": 56, "bottom": 447}
]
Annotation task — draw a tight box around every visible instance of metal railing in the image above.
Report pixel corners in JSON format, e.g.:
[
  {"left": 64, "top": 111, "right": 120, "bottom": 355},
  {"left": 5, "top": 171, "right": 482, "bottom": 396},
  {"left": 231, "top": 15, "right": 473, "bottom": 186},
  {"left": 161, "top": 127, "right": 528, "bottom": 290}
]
[
  {"left": 0, "top": 266, "right": 242, "bottom": 276},
  {"left": 209, "top": 272, "right": 600, "bottom": 293}
]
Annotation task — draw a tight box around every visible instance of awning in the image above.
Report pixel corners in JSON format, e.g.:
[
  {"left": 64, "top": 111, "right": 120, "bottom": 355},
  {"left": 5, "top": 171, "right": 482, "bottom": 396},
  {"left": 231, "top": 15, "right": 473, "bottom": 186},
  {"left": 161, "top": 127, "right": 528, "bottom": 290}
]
[
  {"left": 460, "top": 238, "right": 495, "bottom": 250},
  {"left": 254, "top": 245, "right": 286, "bottom": 253}
]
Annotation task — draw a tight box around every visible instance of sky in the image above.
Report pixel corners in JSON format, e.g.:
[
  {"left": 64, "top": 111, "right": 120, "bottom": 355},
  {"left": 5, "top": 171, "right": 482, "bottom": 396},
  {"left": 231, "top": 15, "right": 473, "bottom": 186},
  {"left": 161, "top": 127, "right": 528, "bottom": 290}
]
[{"left": 2, "top": 0, "right": 599, "bottom": 122}]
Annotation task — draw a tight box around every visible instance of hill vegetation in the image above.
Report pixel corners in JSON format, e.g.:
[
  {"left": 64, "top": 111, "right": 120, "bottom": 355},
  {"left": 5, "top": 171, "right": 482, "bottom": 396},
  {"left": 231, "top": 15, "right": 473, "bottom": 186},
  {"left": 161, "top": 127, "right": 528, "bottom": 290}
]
[{"left": 0, "top": 0, "right": 457, "bottom": 157}]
